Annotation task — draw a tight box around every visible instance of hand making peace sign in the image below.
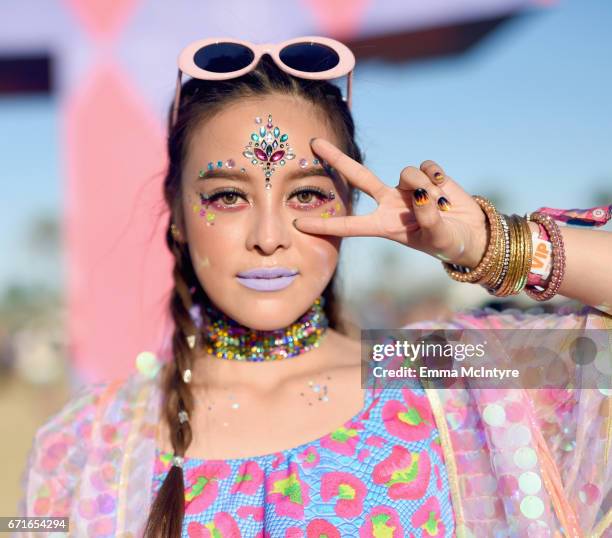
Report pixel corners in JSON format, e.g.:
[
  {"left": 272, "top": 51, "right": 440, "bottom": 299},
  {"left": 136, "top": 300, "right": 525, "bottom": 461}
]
[{"left": 293, "top": 138, "right": 489, "bottom": 269}]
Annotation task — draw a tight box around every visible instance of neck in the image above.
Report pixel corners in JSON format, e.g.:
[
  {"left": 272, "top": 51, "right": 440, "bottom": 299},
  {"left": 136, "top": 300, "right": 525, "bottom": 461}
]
[{"left": 200, "top": 296, "right": 329, "bottom": 362}]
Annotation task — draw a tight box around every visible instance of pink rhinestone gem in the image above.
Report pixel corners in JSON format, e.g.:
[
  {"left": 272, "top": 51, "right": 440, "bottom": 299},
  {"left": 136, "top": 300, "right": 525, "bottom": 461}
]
[
  {"left": 225, "top": 158, "right": 235, "bottom": 169},
  {"left": 299, "top": 158, "right": 308, "bottom": 168}
]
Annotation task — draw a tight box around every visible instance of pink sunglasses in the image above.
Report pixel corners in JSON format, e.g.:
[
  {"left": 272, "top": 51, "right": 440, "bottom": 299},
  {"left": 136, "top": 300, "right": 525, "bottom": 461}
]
[{"left": 172, "top": 36, "right": 355, "bottom": 127}]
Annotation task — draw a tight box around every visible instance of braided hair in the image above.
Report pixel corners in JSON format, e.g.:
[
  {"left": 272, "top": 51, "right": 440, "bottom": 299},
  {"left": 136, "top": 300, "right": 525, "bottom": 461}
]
[{"left": 144, "top": 55, "right": 363, "bottom": 537}]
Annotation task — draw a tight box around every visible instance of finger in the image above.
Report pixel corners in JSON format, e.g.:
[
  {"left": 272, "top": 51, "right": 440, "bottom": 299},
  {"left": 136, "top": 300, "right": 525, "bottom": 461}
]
[
  {"left": 293, "top": 214, "right": 382, "bottom": 238},
  {"left": 399, "top": 166, "right": 452, "bottom": 212},
  {"left": 311, "top": 138, "right": 387, "bottom": 201},
  {"left": 420, "top": 160, "right": 448, "bottom": 187},
  {"left": 411, "top": 187, "right": 453, "bottom": 251}
]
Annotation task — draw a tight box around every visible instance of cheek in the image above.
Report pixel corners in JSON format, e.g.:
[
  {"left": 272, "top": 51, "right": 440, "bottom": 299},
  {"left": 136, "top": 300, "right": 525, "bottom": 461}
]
[
  {"left": 187, "top": 228, "right": 232, "bottom": 274},
  {"left": 185, "top": 192, "right": 246, "bottom": 239},
  {"left": 298, "top": 236, "right": 339, "bottom": 284},
  {"left": 191, "top": 247, "right": 211, "bottom": 270}
]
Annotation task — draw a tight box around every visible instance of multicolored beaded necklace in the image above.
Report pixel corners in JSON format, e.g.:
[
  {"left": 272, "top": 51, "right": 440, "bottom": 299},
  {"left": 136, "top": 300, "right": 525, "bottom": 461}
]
[{"left": 201, "top": 296, "right": 329, "bottom": 361}]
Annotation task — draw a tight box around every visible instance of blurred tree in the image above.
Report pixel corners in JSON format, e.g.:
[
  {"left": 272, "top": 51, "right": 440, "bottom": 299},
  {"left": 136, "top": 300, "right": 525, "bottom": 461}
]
[
  {"left": 591, "top": 184, "right": 612, "bottom": 206},
  {"left": 26, "top": 212, "right": 60, "bottom": 256},
  {"left": 0, "top": 212, "right": 62, "bottom": 328}
]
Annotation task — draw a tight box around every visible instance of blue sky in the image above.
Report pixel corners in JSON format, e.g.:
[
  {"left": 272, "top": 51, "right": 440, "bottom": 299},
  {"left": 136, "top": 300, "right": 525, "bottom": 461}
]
[{"left": 0, "top": 0, "right": 610, "bottom": 294}]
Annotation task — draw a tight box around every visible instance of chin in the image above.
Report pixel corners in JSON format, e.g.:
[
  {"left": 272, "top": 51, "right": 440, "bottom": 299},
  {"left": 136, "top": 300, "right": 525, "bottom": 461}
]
[{"left": 224, "top": 290, "right": 318, "bottom": 330}]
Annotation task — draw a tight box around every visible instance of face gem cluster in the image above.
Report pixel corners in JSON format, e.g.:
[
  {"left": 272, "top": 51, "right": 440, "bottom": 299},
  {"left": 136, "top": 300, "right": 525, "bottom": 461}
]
[{"left": 241, "top": 114, "right": 295, "bottom": 189}]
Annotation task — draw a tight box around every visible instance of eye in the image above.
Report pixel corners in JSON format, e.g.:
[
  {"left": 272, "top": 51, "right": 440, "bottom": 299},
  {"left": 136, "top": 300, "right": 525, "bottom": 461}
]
[
  {"left": 201, "top": 188, "right": 247, "bottom": 208},
  {"left": 288, "top": 187, "right": 333, "bottom": 209},
  {"left": 296, "top": 191, "right": 316, "bottom": 203}
]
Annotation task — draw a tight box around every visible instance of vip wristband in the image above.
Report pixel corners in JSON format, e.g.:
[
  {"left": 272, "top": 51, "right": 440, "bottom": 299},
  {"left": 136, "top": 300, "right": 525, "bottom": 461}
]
[{"left": 526, "top": 204, "right": 612, "bottom": 288}]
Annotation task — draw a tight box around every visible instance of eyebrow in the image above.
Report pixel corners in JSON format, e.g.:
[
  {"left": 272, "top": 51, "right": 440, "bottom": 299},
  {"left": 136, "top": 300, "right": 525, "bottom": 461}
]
[{"left": 196, "top": 165, "right": 334, "bottom": 183}]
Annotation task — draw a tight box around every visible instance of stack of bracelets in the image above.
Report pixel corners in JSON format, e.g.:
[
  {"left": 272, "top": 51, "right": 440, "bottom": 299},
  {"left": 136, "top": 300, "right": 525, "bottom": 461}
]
[{"left": 442, "top": 195, "right": 580, "bottom": 301}]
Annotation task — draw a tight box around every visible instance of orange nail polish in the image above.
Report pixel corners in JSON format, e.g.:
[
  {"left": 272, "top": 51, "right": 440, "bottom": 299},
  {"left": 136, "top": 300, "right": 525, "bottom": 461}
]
[
  {"left": 437, "top": 196, "right": 451, "bottom": 211},
  {"left": 413, "top": 188, "right": 429, "bottom": 206}
]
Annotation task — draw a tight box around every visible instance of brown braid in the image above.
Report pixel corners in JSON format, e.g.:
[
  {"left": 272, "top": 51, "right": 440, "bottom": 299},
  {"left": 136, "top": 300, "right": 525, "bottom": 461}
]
[
  {"left": 143, "top": 229, "right": 198, "bottom": 537},
  {"left": 144, "top": 55, "right": 363, "bottom": 537}
]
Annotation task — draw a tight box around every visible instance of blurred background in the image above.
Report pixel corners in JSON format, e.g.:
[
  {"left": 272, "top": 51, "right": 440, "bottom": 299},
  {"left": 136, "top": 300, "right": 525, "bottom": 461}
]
[{"left": 1, "top": 0, "right": 611, "bottom": 514}]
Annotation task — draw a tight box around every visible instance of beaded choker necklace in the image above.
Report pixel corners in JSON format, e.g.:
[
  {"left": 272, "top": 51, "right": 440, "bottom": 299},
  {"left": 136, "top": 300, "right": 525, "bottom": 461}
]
[{"left": 201, "top": 296, "right": 329, "bottom": 361}]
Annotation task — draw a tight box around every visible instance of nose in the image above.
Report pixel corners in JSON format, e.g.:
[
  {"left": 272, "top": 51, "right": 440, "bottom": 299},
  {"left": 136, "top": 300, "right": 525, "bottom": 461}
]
[{"left": 245, "top": 201, "right": 292, "bottom": 255}]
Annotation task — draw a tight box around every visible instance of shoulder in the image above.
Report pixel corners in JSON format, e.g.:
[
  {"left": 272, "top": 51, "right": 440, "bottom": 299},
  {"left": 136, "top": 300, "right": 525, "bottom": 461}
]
[
  {"left": 21, "top": 369, "right": 161, "bottom": 517},
  {"left": 399, "top": 303, "right": 609, "bottom": 330},
  {"left": 34, "top": 369, "right": 158, "bottom": 444}
]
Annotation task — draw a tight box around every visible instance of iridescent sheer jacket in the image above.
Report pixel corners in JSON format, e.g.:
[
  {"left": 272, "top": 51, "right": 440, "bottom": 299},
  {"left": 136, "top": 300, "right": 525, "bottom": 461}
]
[{"left": 19, "top": 304, "right": 612, "bottom": 537}]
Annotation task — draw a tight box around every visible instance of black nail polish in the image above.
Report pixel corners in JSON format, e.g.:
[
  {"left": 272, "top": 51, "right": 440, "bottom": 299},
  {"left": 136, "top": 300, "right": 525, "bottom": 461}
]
[
  {"left": 433, "top": 172, "right": 444, "bottom": 182},
  {"left": 413, "top": 188, "right": 429, "bottom": 206},
  {"left": 437, "top": 196, "right": 451, "bottom": 211}
]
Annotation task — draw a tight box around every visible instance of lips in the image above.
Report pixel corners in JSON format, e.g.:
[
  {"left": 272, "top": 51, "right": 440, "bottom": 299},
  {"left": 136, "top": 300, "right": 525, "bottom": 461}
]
[
  {"left": 236, "top": 267, "right": 298, "bottom": 279},
  {"left": 235, "top": 267, "right": 300, "bottom": 292}
]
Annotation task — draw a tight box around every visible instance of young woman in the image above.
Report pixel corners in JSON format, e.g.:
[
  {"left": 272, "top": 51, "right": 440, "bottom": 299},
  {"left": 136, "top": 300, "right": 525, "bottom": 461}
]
[{"left": 20, "top": 37, "right": 611, "bottom": 537}]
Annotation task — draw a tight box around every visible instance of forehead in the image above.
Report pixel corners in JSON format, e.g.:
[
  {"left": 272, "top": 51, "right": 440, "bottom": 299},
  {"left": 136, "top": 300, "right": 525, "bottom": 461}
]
[{"left": 187, "top": 94, "right": 340, "bottom": 157}]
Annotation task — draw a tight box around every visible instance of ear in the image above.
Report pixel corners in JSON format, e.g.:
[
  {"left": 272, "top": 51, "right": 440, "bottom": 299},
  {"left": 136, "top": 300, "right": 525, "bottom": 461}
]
[{"left": 171, "top": 222, "right": 186, "bottom": 243}]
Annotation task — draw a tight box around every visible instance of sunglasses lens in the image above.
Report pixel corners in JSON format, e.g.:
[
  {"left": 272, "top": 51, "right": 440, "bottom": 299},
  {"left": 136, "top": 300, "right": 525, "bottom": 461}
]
[
  {"left": 279, "top": 42, "right": 340, "bottom": 73},
  {"left": 193, "top": 43, "right": 255, "bottom": 73}
]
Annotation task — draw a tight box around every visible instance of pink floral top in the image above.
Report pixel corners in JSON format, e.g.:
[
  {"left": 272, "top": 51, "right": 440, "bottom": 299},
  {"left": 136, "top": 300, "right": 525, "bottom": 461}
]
[
  {"left": 152, "top": 383, "right": 455, "bottom": 537},
  {"left": 19, "top": 303, "right": 611, "bottom": 537}
]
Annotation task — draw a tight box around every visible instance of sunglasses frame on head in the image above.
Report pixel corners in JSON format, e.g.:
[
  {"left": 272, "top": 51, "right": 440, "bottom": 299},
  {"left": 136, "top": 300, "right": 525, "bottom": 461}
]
[{"left": 171, "top": 36, "right": 355, "bottom": 127}]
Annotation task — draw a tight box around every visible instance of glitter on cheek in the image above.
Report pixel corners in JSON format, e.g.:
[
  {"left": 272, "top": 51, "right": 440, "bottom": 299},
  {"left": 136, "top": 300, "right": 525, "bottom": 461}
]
[
  {"left": 198, "top": 193, "right": 220, "bottom": 225},
  {"left": 320, "top": 201, "right": 342, "bottom": 218},
  {"left": 193, "top": 249, "right": 211, "bottom": 269},
  {"left": 199, "top": 206, "right": 216, "bottom": 225}
]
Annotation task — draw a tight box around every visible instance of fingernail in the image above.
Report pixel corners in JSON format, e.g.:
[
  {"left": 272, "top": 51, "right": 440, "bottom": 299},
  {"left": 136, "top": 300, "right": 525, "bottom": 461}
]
[
  {"left": 309, "top": 137, "right": 317, "bottom": 145},
  {"left": 433, "top": 172, "right": 444, "bottom": 183},
  {"left": 437, "top": 196, "right": 451, "bottom": 211},
  {"left": 413, "top": 188, "right": 429, "bottom": 206},
  {"left": 292, "top": 218, "right": 299, "bottom": 229}
]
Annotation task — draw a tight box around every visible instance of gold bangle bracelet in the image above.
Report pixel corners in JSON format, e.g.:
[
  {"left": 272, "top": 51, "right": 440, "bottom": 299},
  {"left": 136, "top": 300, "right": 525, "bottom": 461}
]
[
  {"left": 487, "top": 213, "right": 511, "bottom": 292},
  {"left": 508, "top": 215, "right": 524, "bottom": 295},
  {"left": 496, "top": 214, "right": 521, "bottom": 296},
  {"left": 477, "top": 211, "right": 504, "bottom": 289},
  {"left": 499, "top": 214, "right": 528, "bottom": 297},
  {"left": 514, "top": 215, "right": 533, "bottom": 294},
  {"left": 443, "top": 195, "right": 501, "bottom": 283},
  {"left": 510, "top": 214, "right": 529, "bottom": 295}
]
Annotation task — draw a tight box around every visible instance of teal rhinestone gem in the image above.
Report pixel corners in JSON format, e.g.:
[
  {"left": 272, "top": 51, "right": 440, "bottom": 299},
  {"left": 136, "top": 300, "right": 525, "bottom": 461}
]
[
  {"left": 216, "top": 161, "right": 222, "bottom": 168},
  {"left": 273, "top": 127, "right": 280, "bottom": 137},
  {"left": 251, "top": 133, "right": 259, "bottom": 142},
  {"left": 280, "top": 134, "right": 288, "bottom": 142},
  {"left": 259, "top": 126, "right": 266, "bottom": 137}
]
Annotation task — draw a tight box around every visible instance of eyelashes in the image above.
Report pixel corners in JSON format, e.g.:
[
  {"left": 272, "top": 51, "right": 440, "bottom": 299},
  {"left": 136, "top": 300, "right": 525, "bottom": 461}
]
[{"left": 200, "top": 186, "right": 334, "bottom": 210}]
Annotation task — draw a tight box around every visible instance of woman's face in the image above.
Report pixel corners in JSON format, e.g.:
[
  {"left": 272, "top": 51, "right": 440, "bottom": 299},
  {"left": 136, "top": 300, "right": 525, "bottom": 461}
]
[{"left": 180, "top": 94, "right": 350, "bottom": 330}]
